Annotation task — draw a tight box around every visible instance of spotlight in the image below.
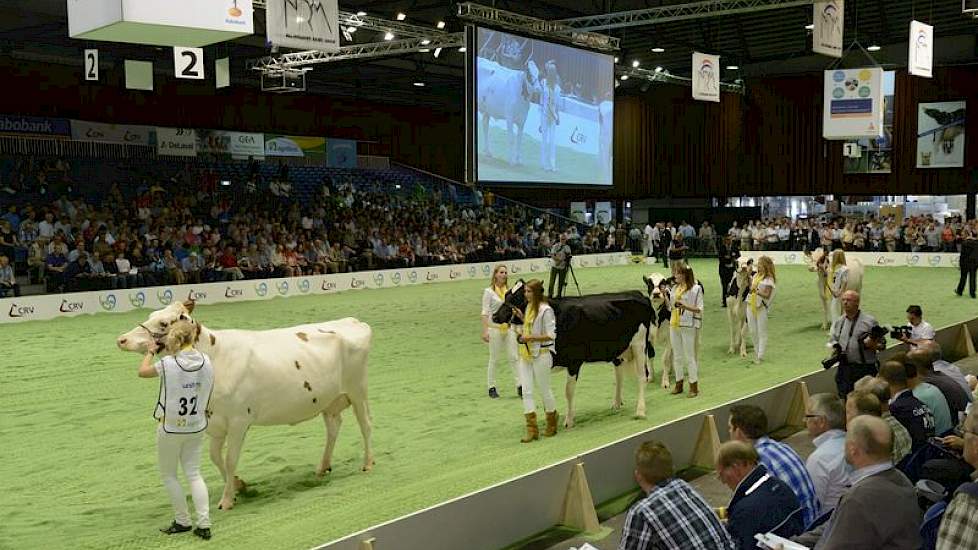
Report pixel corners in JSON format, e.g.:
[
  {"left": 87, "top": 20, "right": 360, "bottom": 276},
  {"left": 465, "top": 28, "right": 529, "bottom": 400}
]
[
  {"left": 867, "top": 44, "right": 881, "bottom": 51},
  {"left": 436, "top": 21, "right": 445, "bottom": 29},
  {"left": 384, "top": 31, "right": 394, "bottom": 41},
  {"left": 458, "top": 46, "right": 466, "bottom": 52},
  {"left": 631, "top": 60, "right": 640, "bottom": 68},
  {"left": 346, "top": 26, "right": 357, "bottom": 33},
  {"left": 620, "top": 74, "right": 629, "bottom": 80},
  {"left": 420, "top": 39, "right": 431, "bottom": 45},
  {"left": 221, "top": 180, "right": 231, "bottom": 187},
  {"left": 396, "top": 12, "right": 406, "bottom": 21},
  {"left": 804, "top": 23, "right": 815, "bottom": 30},
  {"left": 413, "top": 81, "right": 425, "bottom": 87},
  {"left": 651, "top": 47, "right": 665, "bottom": 53},
  {"left": 614, "top": 56, "right": 619, "bottom": 63},
  {"left": 654, "top": 66, "right": 662, "bottom": 72},
  {"left": 356, "top": 11, "right": 366, "bottom": 16},
  {"left": 433, "top": 47, "right": 442, "bottom": 58},
  {"left": 726, "top": 65, "right": 739, "bottom": 70}
]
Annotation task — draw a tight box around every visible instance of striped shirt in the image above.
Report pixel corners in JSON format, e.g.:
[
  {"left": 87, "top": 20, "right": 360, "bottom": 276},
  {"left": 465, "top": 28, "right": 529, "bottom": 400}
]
[
  {"left": 755, "top": 436, "right": 821, "bottom": 528},
  {"left": 619, "top": 478, "right": 734, "bottom": 550}
]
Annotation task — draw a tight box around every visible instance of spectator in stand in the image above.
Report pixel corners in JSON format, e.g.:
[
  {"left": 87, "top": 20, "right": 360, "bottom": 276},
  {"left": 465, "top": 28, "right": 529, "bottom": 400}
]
[
  {"left": 904, "top": 358, "right": 954, "bottom": 435},
  {"left": 851, "top": 377, "right": 913, "bottom": 464},
  {"left": 618, "top": 440, "right": 734, "bottom": 550},
  {"left": 926, "top": 341, "right": 972, "bottom": 396},
  {"left": 45, "top": 245, "right": 68, "bottom": 292},
  {"left": 114, "top": 251, "right": 141, "bottom": 288},
  {"left": 879, "top": 360, "right": 936, "bottom": 449},
  {"left": 715, "top": 440, "right": 804, "bottom": 549},
  {"left": 803, "top": 394, "right": 850, "bottom": 512},
  {"left": 38, "top": 212, "right": 55, "bottom": 240},
  {"left": 936, "top": 406, "right": 978, "bottom": 549},
  {"left": 0, "top": 254, "right": 20, "bottom": 297},
  {"left": 728, "top": 404, "right": 821, "bottom": 528},
  {"left": 908, "top": 344, "right": 972, "bottom": 421},
  {"left": 217, "top": 246, "right": 245, "bottom": 280},
  {"left": 0, "top": 220, "right": 18, "bottom": 261},
  {"left": 63, "top": 252, "right": 95, "bottom": 292},
  {"left": 956, "top": 229, "right": 978, "bottom": 299},
  {"left": 163, "top": 249, "right": 185, "bottom": 285},
  {"left": 791, "top": 415, "right": 922, "bottom": 550}
]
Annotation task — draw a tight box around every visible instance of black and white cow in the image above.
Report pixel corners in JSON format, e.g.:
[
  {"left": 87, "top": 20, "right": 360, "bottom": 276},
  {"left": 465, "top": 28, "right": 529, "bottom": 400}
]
[
  {"left": 642, "top": 273, "right": 704, "bottom": 389},
  {"left": 493, "top": 280, "right": 652, "bottom": 428}
]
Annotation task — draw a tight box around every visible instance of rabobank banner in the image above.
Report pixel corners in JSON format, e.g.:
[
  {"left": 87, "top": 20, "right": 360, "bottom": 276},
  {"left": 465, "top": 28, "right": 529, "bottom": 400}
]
[
  {"left": 0, "top": 253, "right": 630, "bottom": 324},
  {"left": 157, "top": 127, "right": 197, "bottom": 157},
  {"left": 265, "top": 134, "right": 326, "bottom": 159},
  {"left": 327, "top": 138, "right": 358, "bottom": 168},
  {"left": 742, "top": 250, "right": 962, "bottom": 269},
  {"left": 0, "top": 114, "right": 70, "bottom": 138}
]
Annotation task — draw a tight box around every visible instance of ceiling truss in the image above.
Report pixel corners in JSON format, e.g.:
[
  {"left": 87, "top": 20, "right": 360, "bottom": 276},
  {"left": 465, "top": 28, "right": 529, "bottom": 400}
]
[{"left": 555, "top": 0, "right": 815, "bottom": 31}]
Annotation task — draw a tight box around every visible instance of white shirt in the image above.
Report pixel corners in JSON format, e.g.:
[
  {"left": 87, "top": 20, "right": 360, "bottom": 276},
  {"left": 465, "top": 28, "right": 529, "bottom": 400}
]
[
  {"left": 153, "top": 349, "right": 214, "bottom": 434},
  {"left": 671, "top": 284, "right": 704, "bottom": 329},
  {"left": 910, "top": 320, "right": 935, "bottom": 341},
  {"left": 522, "top": 303, "right": 557, "bottom": 357},
  {"left": 38, "top": 220, "right": 55, "bottom": 238},
  {"left": 481, "top": 287, "right": 509, "bottom": 328},
  {"left": 806, "top": 429, "right": 850, "bottom": 512}
]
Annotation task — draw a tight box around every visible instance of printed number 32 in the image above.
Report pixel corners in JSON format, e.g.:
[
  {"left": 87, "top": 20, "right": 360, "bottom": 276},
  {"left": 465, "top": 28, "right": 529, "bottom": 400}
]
[{"left": 178, "top": 396, "right": 198, "bottom": 416}]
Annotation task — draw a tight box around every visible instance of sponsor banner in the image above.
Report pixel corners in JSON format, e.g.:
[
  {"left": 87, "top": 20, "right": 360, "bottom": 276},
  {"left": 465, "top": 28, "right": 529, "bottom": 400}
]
[
  {"left": 264, "top": 134, "right": 326, "bottom": 158},
  {"left": 156, "top": 127, "right": 197, "bottom": 157},
  {"left": 0, "top": 253, "right": 630, "bottom": 324},
  {"left": 691, "top": 52, "right": 720, "bottom": 103},
  {"left": 327, "top": 138, "right": 357, "bottom": 168},
  {"left": 917, "top": 101, "right": 965, "bottom": 169},
  {"left": 69, "top": 0, "right": 254, "bottom": 41},
  {"left": 197, "top": 130, "right": 265, "bottom": 158},
  {"left": 71, "top": 120, "right": 155, "bottom": 146},
  {"left": 0, "top": 114, "right": 71, "bottom": 137},
  {"left": 266, "top": 0, "right": 339, "bottom": 52},
  {"left": 812, "top": 0, "right": 845, "bottom": 58},
  {"left": 823, "top": 67, "right": 884, "bottom": 139},
  {"left": 908, "top": 20, "right": 933, "bottom": 78},
  {"left": 741, "top": 251, "right": 961, "bottom": 269}
]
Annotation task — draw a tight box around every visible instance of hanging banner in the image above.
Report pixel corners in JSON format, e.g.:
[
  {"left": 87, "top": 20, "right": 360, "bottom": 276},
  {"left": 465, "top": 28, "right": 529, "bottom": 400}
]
[
  {"left": 822, "top": 67, "right": 884, "bottom": 139},
  {"left": 326, "top": 138, "right": 357, "bottom": 167},
  {"left": 570, "top": 202, "right": 587, "bottom": 224},
  {"left": 70, "top": 120, "right": 155, "bottom": 146},
  {"left": 917, "top": 101, "right": 966, "bottom": 168},
  {"left": 197, "top": 130, "right": 264, "bottom": 157},
  {"left": 691, "top": 52, "right": 720, "bottom": 103},
  {"left": 843, "top": 71, "right": 895, "bottom": 174},
  {"left": 595, "top": 202, "right": 613, "bottom": 225},
  {"left": 0, "top": 115, "right": 70, "bottom": 138},
  {"left": 812, "top": 0, "right": 845, "bottom": 58},
  {"left": 68, "top": 0, "right": 253, "bottom": 47},
  {"left": 908, "top": 20, "right": 933, "bottom": 78},
  {"left": 156, "top": 127, "right": 197, "bottom": 157},
  {"left": 266, "top": 0, "right": 339, "bottom": 52},
  {"left": 265, "top": 134, "right": 326, "bottom": 158}
]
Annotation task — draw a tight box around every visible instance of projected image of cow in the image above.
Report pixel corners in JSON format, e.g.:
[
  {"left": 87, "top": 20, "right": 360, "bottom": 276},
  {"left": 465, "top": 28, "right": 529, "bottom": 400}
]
[{"left": 475, "top": 28, "right": 614, "bottom": 186}]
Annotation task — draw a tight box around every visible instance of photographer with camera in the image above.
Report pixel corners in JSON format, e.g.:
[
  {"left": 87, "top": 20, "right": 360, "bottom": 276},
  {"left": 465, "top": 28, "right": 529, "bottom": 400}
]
[
  {"left": 826, "top": 290, "right": 886, "bottom": 398},
  {"left": 894, "top": 305, "right": 935, "bottom": 347},
  {"left": 547, "top": 233, "right": 571, "bottom": 299}
]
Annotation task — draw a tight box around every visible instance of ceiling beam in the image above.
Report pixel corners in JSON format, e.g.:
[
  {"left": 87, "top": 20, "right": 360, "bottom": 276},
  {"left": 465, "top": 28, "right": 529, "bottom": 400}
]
[
  {"left": 456, "top": 2, "right": 620, "bottom": 51},
  {"left": 249, "top": 34, "right": 464, "bottom": 70},
  {"left": 555, "top": 0, "right": 814, "bottom": 31}
]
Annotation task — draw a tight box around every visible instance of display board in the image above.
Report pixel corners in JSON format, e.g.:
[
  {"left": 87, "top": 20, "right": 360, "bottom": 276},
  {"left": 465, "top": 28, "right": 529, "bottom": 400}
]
[
  {"left": 822, "top": 67, "right": 884, "bottom": 139},
  {"left": 470, "top": 27, "right": 614, "bottom": 186},
  {"left": 917, "top": 101, "right": 966, "bottom": 168}
]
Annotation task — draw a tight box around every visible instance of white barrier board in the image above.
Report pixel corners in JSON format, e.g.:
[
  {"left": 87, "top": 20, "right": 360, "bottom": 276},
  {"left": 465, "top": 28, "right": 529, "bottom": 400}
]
[
  {"left": 741, "top": 250, "right": 961, "bottom": 269},
  {"left": 0, "top": 253, "right": 631, "bottom": 324}
]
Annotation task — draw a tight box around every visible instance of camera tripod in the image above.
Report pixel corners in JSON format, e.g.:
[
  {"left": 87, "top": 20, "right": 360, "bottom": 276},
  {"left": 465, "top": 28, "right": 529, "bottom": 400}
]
[{"left": 561, "top": 261, "right": 582, "bottom": 297}]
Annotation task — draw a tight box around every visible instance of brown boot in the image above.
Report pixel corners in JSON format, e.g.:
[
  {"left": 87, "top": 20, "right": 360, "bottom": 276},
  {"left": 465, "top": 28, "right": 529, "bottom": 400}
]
[
  {"left": 543, "top": 411, "right": 559, "bottom": 437},
  {"left": 521, "top": 412, "right": 539, "bottom": 443},
  {"left": 671, "top": 380, "right": 684, "bottom": 395},
  {"left": 688, "top": 382, "right": 699, "bottom": 398}
]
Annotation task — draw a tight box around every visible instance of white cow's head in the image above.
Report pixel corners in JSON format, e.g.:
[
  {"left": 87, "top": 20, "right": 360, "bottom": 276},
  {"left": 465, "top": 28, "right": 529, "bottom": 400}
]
[
  {"left": 643, "top": 273, "right": 670, "bottom": 308},
  {"left": 736, "top": 257, "right": 754, "bottom": 278},
  {"left": 117, "top": 300, "right": 197, "bottom": 353}
]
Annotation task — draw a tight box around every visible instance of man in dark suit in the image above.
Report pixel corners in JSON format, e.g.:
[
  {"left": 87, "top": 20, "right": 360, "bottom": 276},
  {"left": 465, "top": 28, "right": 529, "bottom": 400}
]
[
  {"left": 659, "top": 223, "right": 672, "bottom": 268},
  {"left": 792, "top": 415, "right": 922, "bottom": 550},
  {"left": 880, "top": 360, "right": 936, "bottom": 450},
  {"left": 718, "top": 235, "right": 740, "bottom": 308},
  {"left": 956, "top": 229, "right": 978, "bottom": 298},
  {"left": 716, "top": 440, "right": 804, "bottom": 549}
]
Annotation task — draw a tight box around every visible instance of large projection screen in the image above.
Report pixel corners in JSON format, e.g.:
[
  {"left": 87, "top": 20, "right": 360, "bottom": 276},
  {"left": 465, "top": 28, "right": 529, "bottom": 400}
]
[{"left": 469, "top": 27, "right": 614, "bottom": 186}]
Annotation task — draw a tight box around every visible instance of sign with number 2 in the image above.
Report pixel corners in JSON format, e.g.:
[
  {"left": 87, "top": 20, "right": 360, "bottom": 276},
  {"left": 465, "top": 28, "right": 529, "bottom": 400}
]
[{"left": 173, "top": 46, "right": 204, "bottom": 80}]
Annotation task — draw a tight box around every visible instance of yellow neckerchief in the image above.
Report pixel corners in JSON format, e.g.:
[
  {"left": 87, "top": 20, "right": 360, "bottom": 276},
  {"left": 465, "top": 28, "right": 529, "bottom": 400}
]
[
  {"left": 493, "top": 285, "right": 509, "bottom": 332},
  {"left": 749, "top": 273, "right": 764, "bottom": 316},
  {"left": 670, "top": 285, "right": 688, "bottom": 327},
  {"left": 519, "top": 304, "right": 538, "bottom": 359}
]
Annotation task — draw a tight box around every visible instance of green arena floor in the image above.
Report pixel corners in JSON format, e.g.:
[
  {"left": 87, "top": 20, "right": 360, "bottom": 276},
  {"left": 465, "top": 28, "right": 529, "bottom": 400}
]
[{"left": 1, "top": 260, "right": 972, "bottom": 549}]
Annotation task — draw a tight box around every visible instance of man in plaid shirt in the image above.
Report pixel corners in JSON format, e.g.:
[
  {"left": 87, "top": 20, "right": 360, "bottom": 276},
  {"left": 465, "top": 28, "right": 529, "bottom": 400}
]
[
  {"left": 729, "top": 405, "right": 822, "bottom": 528},
  {"left": 937, "top": 406, "right": 978, "bottom": 549},
  {"left": 619, "top": 440, "right": 734, "bottom": 550}
]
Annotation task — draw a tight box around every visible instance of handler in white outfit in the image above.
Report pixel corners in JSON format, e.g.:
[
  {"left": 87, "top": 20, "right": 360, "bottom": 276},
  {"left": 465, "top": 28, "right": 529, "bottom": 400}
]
[
  {"left": 826, "top": 249, "right": 849, "bottom": 327},
  {"left": 138, "top": 319, "right": 214, "bottom": 540},
  {"left": 539, "top": 61, "right": 561, "bottom": 173},
  {"left": 746, "top": 255, "right": 777, "bottom": 364},
  {"left": 669, "top": 264, "right": 704, "bottom": 398},
  {"left": 512, "top": 279, "right": 558, "bottom": 443},
  {"left": 481, "top": 264, "right": 520, "bottom": 399}
]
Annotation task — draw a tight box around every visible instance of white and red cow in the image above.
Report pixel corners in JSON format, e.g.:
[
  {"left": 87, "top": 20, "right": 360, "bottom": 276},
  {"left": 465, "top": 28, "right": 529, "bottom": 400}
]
[
  {"left": 117, "top": 301, "right": 373, "bottom": 511},
  {"left": 477, "top": 57, "right": 540, "bottom": 166},
  {"left": 804, "top": 249, "right": 865, "bottom": 330},
  {"left": 725, "top": 258, "right": 754, "bottom": 357}
]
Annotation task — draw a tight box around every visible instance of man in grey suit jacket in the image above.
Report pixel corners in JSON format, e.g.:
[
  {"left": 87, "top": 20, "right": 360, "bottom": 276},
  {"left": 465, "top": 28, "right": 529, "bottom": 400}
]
[{"left": 791, "top": 415, "right": 922, "bottom": 550}]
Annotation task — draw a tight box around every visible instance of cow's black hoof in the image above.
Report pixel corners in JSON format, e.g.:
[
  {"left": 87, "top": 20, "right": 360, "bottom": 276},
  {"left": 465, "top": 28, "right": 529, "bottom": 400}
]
[
  {"left": 489, "top": 387, "right": 500, "bottom": 399},
  {"left": 517, "top": 386, "right": 523, "bottom": 398}
]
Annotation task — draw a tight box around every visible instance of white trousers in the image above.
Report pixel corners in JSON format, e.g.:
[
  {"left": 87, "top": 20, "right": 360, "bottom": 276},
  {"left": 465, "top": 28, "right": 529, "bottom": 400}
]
[
  {"left": 488, "top": 328, "right": 519, "bottom": 389},
  {"left": 669, "top": 326, "right": 699, "bottom": 383},
  {"left": 746, "top": 306, "right": 769, "bottom": 361},
  {"left": 157, "top": 428, "right": 210, "bottom": 528},
  {"left": 541, "top": 121, "right": 557, "bottom": 171},
  {"left": 518, "top": 352, "right": 556, "bottom": 414},
  {"left": 829, "top": 297, "right": 842, "bottom": 327}
]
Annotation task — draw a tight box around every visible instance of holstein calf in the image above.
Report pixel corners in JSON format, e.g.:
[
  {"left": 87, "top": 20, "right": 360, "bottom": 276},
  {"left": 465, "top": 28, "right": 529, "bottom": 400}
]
[
  {"left": 118, "top": 301, "right": 373, "bottom": 511},
  {"left": 493, "top": 281, "right": 651, "bottom": 428},
  {"left": 725, "top": 257, "right": 753, "bottom": 357}
]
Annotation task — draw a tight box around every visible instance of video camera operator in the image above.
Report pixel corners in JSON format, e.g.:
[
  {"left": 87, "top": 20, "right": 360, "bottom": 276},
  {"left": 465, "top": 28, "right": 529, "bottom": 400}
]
[
  {"left": 548, "top": 232, "right": 571, "bottom": 299},
  {"left": 893, "top": 305, "right": 936, "bottom": 347},
  {"left": 825, "top": 290, "right": 886, "bottom": 398}
]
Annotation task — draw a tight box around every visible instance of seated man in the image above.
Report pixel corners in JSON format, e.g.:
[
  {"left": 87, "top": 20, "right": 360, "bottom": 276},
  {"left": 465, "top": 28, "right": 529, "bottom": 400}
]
[
  {"left": 63, "top": 252, "right": 94, "bottom": 292},
  {"left": 619, "top": 440, "right": 734, "bottom": 550},
  {"left": 936, "top": 406, "right": 978, "bottom": 549},
  {"left": 899, "top": 305, "right": 935, "bottom": 345},
  {"left": 44, "top": 247, "right": 68, "bottom": 292},
  {"left": 729, "top": 404, "right": 821, "bottom": 528},
  {"left": 716, "top": 440, "right": 804, "bottom": 549},
  {"left": 847, "top": 383, "right": 913, "bottom": 465},
  {"left": 927, "top": 341, "right": 972, "bottom": 396},
  {"left": 804, "top": 393, "right": 850, "bottom": 512},
  {"left": 792, "top": 416, "right": 922, "bottom": 550},
  {"left": 905, "top": 359, "right": 954, "bottom": 435},
  {"left": 880, "top": 360, "right": 936, "bottom": 449},
  {"left": 0, "top": 254, "right": 19, "bottom": 297},
  {"left": 909, "top": 343, "right": 972, "bottom": 419}
]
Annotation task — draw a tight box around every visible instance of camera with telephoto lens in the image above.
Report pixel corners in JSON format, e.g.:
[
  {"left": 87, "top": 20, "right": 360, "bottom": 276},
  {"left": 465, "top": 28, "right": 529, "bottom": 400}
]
[
  {"left": 822, "top": 343, "right": 846, "bottom": 370},
  {"left": 889, "top": 325, "right": 913, "bottom": 340}
]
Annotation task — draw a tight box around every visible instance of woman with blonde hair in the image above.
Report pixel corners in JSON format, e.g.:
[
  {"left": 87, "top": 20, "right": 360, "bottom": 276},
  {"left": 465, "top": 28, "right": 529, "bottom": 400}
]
[
  {"left": 512, "top": 279, "right": 558, "bottom": 442},
  {"left": 826, "top": 249, "right": 849, "bottom": 326},
  {"left": 669, "top": 264, "right": 704, "bottom": 397},
  {"left": 137, "top": 318, "right": 215, "bottom": 540},
  {"left": 480, "top": 264, "right": 519, "bottom": 399},
  {"left": 746, "top": 256, "right": 777, "bottom": 364}
]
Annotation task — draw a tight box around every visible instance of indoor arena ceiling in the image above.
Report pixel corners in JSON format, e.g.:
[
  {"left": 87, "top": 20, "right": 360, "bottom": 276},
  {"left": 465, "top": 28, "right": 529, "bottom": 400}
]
[{"left": 2, "top": 0, "right": 976, "bottom": 108}]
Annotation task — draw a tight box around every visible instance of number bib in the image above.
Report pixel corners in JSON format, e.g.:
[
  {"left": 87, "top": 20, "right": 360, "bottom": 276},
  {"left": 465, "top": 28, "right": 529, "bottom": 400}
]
[{"left": 155, "top": 351, "right": 214, "bottom": 434}]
